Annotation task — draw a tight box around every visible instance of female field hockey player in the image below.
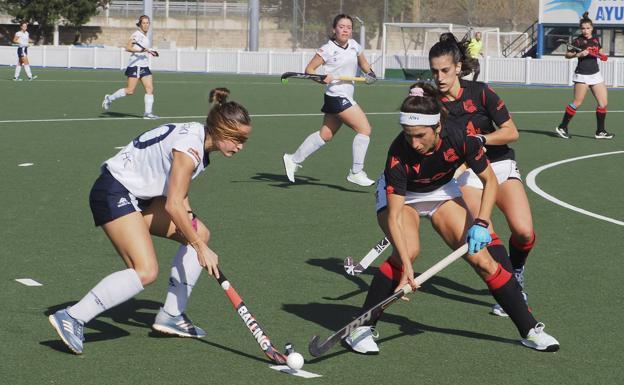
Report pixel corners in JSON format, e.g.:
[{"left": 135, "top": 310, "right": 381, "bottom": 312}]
[
  {"left": 427, "top": 35, "right": 538, "bottom": 317},
  {"left": 555, "top": 12, "right": 613, "bottom": 139},
  {"left": 344, "top": 84, "right": 559, "bottom": 354},
  {"left": 12, "top": 21, "right": 37, "bottom": 81},
  {"left": 102, "top": 15, "right": 159, "bottom": 119},
  {"left": 283, "top": 14, "right": 377, "bottom": 187},
  {"left": 49, "top": 88, "right": 251, "bottom": 354}
]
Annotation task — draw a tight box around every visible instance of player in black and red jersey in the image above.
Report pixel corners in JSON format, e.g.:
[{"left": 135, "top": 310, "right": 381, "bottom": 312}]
[
  {"left": 556, "top": 12, "right": 613, "bottom": 139},
  {"left": 428, "top": 36, "right": 539, "bottom": 318},
  {"left": 342, "top": 83, "right": 559, "bottom": 355}
]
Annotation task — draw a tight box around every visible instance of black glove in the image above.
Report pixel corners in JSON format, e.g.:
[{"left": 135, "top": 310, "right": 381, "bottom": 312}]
[{"left": 364, "top": 70, "right": 377, "bottom": 84}]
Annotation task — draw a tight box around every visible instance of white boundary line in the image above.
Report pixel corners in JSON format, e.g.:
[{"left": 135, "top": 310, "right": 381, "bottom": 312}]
[
  {"left": 2, "top": 110, "right": 624, "bottom": 125},
  {"left": 526, "top": 151, "right": 624, "bottom": 226}
]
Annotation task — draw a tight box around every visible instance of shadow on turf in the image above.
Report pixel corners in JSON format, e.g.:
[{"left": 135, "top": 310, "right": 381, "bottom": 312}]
[
  {"left": 281, "top": 302, "right": 519, "bottom": 363},
  {"left": 519, "top": 128, "right": 596, "bottom": 139},
  {"left": 100, "top": 111, "right": 144, "bottom": 118},
  {"left": 42, "top": 300, "right": 279, "bottom": 363},
  {"left": 234, "top": 172, "right": 369, "bottom": 193},
  {"left": 307, "top": 257, "right": 491, "bottom": 307}
]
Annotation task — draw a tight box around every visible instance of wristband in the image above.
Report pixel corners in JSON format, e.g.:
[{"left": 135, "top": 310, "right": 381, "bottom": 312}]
[{"left": 476, "top": 134, "right": 487, "bottom": 145}]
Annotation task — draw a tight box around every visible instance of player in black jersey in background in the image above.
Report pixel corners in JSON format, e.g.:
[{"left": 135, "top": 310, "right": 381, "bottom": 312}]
[
  {"left": 342, "top": 83, "right": 559, "bottom": 355},
  {"left": 428, "top": 36, "right": 538, "bottom": 318},
  {"left": 556, "top": 12, "right": 613, "bottom": 139}
]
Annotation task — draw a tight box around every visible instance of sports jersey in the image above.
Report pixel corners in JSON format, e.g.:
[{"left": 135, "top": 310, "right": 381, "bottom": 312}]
[
  {"left": 105, "top": 122, "right": 209, "bottom": 199},
  {"left": 127, "top": 30, "right": 150, "bottom": 68},
  {"left": 571, "top": 35, "right": 601, "bottom": 75},
  {"left": 15, "top": 31, "right": 29, "bottom": 47},
  {"left": 384, "top": 121, "right": 488, "bottom": 195},
  {"left": 466, "top": 38, "right": 483, "bottom": 59},
  {"left": 316, "top": 38, "right": 362, "bottom": 100},
  {"left": 441, "top": 79, "right": 514, "bottom": 162}
]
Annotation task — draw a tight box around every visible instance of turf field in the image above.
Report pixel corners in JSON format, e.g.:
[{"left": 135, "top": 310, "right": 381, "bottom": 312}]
[{"left": 1, "top": 67, "right": 623, "bottom": 384}]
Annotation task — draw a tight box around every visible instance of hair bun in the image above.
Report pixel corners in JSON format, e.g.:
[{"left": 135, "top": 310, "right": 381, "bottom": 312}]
[
  {"left": 209, "top": 87, "right": 231, "bottom": 105},
  {"left": 582, "top": 11, "right": 589, "bottom": 19}
]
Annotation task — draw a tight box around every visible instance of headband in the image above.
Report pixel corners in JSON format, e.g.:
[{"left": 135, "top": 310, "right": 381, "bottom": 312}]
[{"left": 399, "top": 112, "right": 440, "bottom": 126}]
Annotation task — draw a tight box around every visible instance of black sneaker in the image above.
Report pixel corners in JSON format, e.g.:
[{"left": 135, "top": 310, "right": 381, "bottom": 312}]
[
  {"left": 595, "top": 131, "right": 614, "bottom": 139},
  {"left": 555, "top": 126, "right": 570, "bottom": 139}
]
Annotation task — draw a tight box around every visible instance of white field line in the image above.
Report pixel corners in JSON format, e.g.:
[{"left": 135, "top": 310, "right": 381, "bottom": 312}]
[
  {"left": 2, "top": 110, "right": 624, "bottom": 125},
  {"left": 526, "top": 151, "right": 624, "bottom": 226}
]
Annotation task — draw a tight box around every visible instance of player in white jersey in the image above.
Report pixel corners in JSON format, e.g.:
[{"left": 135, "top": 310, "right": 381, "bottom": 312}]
[
  {"left": 49, "top": 88, "right": 252, "bottom": 355},
  {"left": 101, "top": 15, "right": 159, "bottom": 119},
  {"left": 12, "top": 21, "right": 37, "bottom": 81},
  {"left": 283, "top": 14, "right": 377, "bottom": 187}
]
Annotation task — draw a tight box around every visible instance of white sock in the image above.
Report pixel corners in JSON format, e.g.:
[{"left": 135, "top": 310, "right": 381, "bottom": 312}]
[
  {"left": 144, "top": 94, "right": 154, "bottom": 114},
  {"left": 68, "top": 269, "right": 144, "bottom": 324},
  {"left": 292, "top": 131, "right": 326, "bottom": 164},
  {"left": 108, "top": 88, "right": 126, "bottom": 101},
  {"left": 351, "top": 133, "right": 370, "bottom": 173},
  {"left": 14, "top": 65, "right": 21, "bottom": 78},
  {"left": 163, "top": 245, "right": 203, "bottom": 316},
  {"left": 24, "top": 65, "right": 32, "bottom": 78}
]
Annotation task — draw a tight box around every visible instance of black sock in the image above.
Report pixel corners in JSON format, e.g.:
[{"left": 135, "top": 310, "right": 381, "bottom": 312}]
[
  {"left": 361, "top": 260, "right": 400, "bottom": 325},
  {"left": 487, "top": 234, "right": 513, "bottom": 272},
  {"left": 559, "top": 104, "right": 577, "bottom": 129},
  {"left": 596, "top": 107, "right": 607, "bottom": 133},
  {"left": 509, "top": 233, "right": 535, "bottom": 270}
]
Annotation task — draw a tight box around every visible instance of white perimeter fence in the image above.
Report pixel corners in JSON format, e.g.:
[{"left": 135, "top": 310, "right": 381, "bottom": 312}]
[{"left": 2, "top": 46, "right": 624, "bottom": 87}]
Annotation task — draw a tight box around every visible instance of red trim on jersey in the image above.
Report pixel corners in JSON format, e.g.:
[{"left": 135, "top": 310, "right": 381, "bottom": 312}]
[
  {"left": 510, "top": 232, "right": 535, "bottom": 252},
  {"left": 390, "top": 156, "right": 400, "bottom": 169},
  {"left": 485, "top": 263, "right": 512, "bottom": 290},
  {"left": 379, "top": 259, "right": 403, "bottom": 282},
  {"left": 456, "top": 87, "right": 464, "bottom": 99},
  {"left": 596, "top": 107, "right": 607, "bottom": 114},
  {"left": 413, "top": 163, "right": 421, "bottom": 173}
]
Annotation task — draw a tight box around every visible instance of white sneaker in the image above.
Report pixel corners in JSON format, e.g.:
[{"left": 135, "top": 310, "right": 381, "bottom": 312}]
[
  {"left": 345, "top": 326, "right": 379, "bottom": 354},
  {"left": 521, "top": 322, "right": 560, "bottom": 352},
  {"left": 346, "top": 170, "right": 375, "bottom": 187},
  {"left": 282, "top": 153, "right": 301, "bottom": 183},
  {"left": 143, "top": 113, "right": 159, "bottom": 119},
  {"left": 101, "top": 95, "right": 111, "bottom": 111}
]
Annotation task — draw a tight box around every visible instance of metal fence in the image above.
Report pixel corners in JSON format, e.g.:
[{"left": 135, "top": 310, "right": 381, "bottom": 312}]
[{"left": 104, "top": 1, "right": 278, "bottom": 17}]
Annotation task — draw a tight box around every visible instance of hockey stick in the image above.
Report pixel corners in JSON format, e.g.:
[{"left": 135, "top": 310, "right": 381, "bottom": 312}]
[
  {"left": 556, "top": 39, "right": 607, "bottom": 61},
  {"left": 308, "top": 243, "right": 468, "bottom": 357},
  {"left": 344, "top": 237, "right": 390, "bottom": 276},
  {"left": 215, "top": 268, "right": 288, "bottom": 364},
  {"left": 280, "top": 71, "right": 365, "bottom": 84},
  {"left": 133, "top": 41, "right": 159, "bottom": 57}
]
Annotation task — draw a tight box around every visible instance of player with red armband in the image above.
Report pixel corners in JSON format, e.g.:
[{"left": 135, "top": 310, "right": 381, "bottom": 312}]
[{"left": 555, "top": 12, "right": 613, "bottom": 140}]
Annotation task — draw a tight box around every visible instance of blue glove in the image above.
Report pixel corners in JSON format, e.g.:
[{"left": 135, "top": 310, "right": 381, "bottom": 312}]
[{"left": 466, "top": 218, "right": 491, "bottom": 255}]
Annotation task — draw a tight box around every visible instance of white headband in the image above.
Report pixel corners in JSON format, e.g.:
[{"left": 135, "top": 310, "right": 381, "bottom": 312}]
[{"left": 399, "top": 112, "right": 441, "bottom": 126}]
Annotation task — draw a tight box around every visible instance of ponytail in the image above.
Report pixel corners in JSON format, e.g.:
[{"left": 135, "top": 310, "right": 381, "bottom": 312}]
[
  {"left": 580, "top": 11, "right": 593, "bottom": 27},
  {"left": 430, "top": 33, "right": 478, "bottom": 78}
]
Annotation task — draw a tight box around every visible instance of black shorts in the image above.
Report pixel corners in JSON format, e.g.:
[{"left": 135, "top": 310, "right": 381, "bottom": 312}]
[
  {"left": 321, "top": 94, "right": 353, "bottom": 114},
  {"left": 17, "top": 47, "right": 27, "bottom": 59},
  {"left": 89, "top": 166, "right": 153, "bottom": 226},
  {"left": 124, "top": 66, "right": 152, "bottom": 78}
]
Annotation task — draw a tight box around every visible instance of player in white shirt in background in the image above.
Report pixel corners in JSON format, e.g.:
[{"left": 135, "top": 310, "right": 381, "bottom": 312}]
[
  {"left": 283, "top": 14, "right": 377, "bottom": 187},
  {"left": 49, "top": 88, "right": 252, "bottom": 355},
  {"left": 102, "top": 15, "right": 159, "bottom": 119},
  {"left": 12, "top": 21, "right": 37, "bottom": 81}
]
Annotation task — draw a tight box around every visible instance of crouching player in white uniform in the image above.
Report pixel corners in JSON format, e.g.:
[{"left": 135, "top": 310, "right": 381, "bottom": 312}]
[
  {"left": 283, "top": 14, "right": 377, "bottom": 187},
  {"left": 49, "top": 88, "right": 251, "bottom": 354},
  {"left": 102, "top": 15, "right": 159, "bottom": 119},
  {"left": 12, "top": 21, "right": 37, "bottom": 81}
]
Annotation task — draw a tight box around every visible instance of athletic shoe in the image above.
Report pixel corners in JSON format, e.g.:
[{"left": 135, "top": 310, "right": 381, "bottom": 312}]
[
  {"left": 282, "top": 153, "right": 301, "bottom": 183},
  {"left": 521, "top": 322, "right": 560, "bottom": 352},
  {"left": 28, "top": 75, "right": 37, "bottom": 81},
  {"left": 13, "top": 77, "right": 22, "bottom": 81},
  {"left": 346, "top": 170, "right": 375, "bottom": 187},
  {"left": 345, "top": 326, "right": 379, "bottom": 354},
  {"left": 152, "top": 307, "right": 206, "bottom": 338},
  {"left": 101, "top": 94, "right": 111, "bottom": 111},
  {"left": 595, "top": 131, "right": 614, "bottom": 139},
  {"left": 143, "top": 113, "right": 159, "bottom": 120},
  {"left": 48, "top": 308, "right": 84, "bottom": 354},
  {"left": 555, "top": 126, "right": 570, "bottom": 139}
]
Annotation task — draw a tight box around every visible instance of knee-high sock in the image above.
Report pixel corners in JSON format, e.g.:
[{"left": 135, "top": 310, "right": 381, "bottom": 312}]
[
  {"left": 487, "top": 232, "right": 513, "bottom": 272},
  {"left": 24, "top": 65, "right": 32, "bottom": 78},
  {"left": 351, "top": 133, "right": 370, "bottom": 174},
  {"left": 361, "top": 259, "right": 402, "bottom": 326},
  {"left": 144, "top": 94, "right": 154, "bottom": 114},
  {"left": 509, "top": 232, "right": 535, "bottom": 270},
  {"left": 596, "top": 107, "right": 607, "bottom": 133},
  {"left": 558, "top": 103, "right": 577, "bottom": 129},
  {"left": 108, "top": 88, "right": 127, "bottom": 101},
  {"left": 68, "top": 269, "right": 144, "bottom": 324},
  {"left": 292, "top": 131, "right": 325, "bottom": 164},
  {"left": 163, "top": 245, "right": 203, "bottom": 316},
  {"left": 14, "top": 65, "right": 21, "bottom": 78},
  {"left": 485, "top": 264, "right": 536, "bottom": 337}
]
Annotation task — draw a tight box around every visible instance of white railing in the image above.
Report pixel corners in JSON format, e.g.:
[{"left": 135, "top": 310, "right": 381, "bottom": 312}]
[{"left": 1, "top": 45, "right": 623, "bottom": 86}]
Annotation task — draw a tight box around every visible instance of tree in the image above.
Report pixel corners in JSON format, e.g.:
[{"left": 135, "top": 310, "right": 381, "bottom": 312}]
[{"left": 0, "top": 0, "right": 110, "bottom": 43}]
